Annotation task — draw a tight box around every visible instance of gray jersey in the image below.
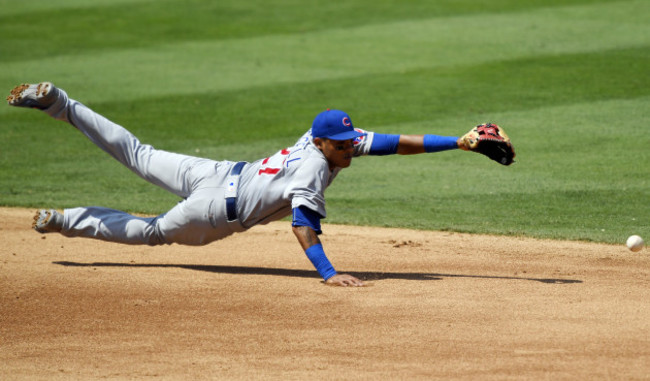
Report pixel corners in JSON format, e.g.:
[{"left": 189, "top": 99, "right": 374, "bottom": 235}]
[{"left": 237, "top": 129, "right": 375, "bottom": 228}]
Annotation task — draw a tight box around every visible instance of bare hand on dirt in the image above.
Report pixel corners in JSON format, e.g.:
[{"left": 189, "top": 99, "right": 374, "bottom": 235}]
[{"left": 325, "top": 273, "right": 365, "bottom": 287}]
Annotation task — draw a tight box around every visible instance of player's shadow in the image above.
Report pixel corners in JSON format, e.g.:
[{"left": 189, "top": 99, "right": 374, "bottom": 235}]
[{"left": 53, "top": 261, "right": 582, "bottom": 284}]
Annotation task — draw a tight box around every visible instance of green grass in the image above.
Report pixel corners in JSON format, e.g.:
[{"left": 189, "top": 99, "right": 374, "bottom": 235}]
[
  {"left": 1, "top": 0, "right": 625, "bottom": 63},
  {"left": 1, "top": 0, "right": 648, "bottom": 244}
]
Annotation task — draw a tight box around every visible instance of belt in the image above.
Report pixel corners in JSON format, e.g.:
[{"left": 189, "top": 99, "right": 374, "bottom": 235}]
[{"left": 225, "top": 161, "right": 246, "bottom": 222}]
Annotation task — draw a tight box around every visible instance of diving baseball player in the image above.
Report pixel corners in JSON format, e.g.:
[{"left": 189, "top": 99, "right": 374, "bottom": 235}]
[{"left": 7, "top": 82, "right": 515, "bottom": 287}]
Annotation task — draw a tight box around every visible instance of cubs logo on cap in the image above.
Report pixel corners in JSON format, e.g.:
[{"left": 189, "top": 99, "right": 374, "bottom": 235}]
[{"left": 311, "top": 109, "right": 366, "bottom": 141}]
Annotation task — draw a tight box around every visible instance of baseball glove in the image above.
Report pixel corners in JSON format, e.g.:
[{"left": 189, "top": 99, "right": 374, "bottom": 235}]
[{"left": 460, "top": 123, "right": 515, "bottom": 165}]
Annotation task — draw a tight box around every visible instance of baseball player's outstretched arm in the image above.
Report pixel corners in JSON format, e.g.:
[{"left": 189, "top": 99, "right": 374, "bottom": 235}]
[
  {"left": 396, "top": 135, "right": 463, "bottom": 155},
  {"left": 292, "top": 225, "right": 364, "bottom": 287},
  {"left": 367, "top": 133, "right": 461, "bottom": 156},
  {"left": 369, "top": 131, "right": 514, "bottom": 165}
]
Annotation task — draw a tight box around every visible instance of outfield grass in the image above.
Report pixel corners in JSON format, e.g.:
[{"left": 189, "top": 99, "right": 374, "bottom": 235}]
[{"left": 1, "top": 0, "right": 648, "bottom": 244}]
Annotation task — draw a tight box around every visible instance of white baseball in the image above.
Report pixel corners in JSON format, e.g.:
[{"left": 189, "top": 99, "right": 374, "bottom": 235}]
[{"left": 626, "top": 235, "right": 644, "bottom": 252}]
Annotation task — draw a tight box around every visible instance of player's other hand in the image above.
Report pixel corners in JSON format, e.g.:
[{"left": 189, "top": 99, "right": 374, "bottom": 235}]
[{"left": 325, "top": 273, "right": 365, "bottom": 287}]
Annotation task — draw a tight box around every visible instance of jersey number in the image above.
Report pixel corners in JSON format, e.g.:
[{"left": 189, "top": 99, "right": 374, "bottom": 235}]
[{"left": 258, "top": 148, "right": 302, "bottom": 176}]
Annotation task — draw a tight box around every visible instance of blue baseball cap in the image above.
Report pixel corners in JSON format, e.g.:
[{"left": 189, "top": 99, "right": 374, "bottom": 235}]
[{"left": 311, "top": 109, "right": 366, "bottom": 140}]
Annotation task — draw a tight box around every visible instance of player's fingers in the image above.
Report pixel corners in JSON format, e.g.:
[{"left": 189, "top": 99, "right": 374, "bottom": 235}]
[
  {"left": 325, "top": 274, "right": 365, "bottom": 287},
  {"left": 343, "top": 275, "right": 365, "bottom": 287}
]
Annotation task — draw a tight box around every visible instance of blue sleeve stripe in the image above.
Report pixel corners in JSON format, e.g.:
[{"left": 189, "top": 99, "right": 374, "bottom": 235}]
[
  {"left": 291, "top": 206, "right": 322, "bottom": 234},
  {"left": 369, "top": 133, "right": 401, "bottom": 156}
]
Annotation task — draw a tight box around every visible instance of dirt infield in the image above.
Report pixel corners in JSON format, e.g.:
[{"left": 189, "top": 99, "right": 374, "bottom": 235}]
[{"left": 1, "top": 207, "right": 648, "bottom": 380}]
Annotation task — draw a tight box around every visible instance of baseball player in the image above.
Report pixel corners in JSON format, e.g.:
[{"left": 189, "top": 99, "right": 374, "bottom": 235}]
[{"left": 7, "top": 82, "right": 514, "bottom": 287}]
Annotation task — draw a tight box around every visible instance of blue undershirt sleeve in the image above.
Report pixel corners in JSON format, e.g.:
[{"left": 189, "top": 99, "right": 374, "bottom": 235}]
[
  {"left": 291, "top": 206, "right": 323, "bottom": 234},
  {"left": 368, "top": 133, "right": 400, "bottom": 155},
  {"left": 293, "top": 207, "right": 335, "bottom": 280},
  {"left": 369, "top": 133, "right": 458, "bottom": 155}
]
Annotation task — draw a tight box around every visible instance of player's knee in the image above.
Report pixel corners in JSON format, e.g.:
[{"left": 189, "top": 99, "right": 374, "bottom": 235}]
[
  {"left": 144, "top": 221, "right": 168, "bottom": 246},
  {"left": 146, "top": 234, "right": 166, "bottom": 246}
]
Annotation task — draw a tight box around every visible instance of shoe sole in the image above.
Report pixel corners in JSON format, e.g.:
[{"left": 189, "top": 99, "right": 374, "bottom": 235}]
[
  {"left": 7, "top": 82, "right": 55, "bottom": 109},
  {"left": 32, "top": 210, "right": 52, "bottom": 233}
]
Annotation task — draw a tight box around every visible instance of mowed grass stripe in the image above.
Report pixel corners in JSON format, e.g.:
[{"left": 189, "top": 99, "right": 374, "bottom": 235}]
[
  {"left": 1, "top": 0, "right": 647, "bottom": 106},
  {"left": 51, "top": 46, "right": 646, "bottom": 150},
  {"left": 0, "top": 0, "right": 153, "bottom": 16},
  {"left": 2, "top": 46, "right": 646, "bottom": 166},
  {"left": 1, "top": 0, "right": 624, "bottom": 60}
]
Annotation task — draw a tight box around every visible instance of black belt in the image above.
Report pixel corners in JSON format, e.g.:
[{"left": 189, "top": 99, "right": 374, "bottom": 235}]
[{"left": 225, "top": 161, "right": 246, "bottom": 222}]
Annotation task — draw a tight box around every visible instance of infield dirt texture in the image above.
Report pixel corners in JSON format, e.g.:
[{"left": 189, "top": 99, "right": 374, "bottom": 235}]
[{"left": 1, "top": 207, "right": 649, "bottom": 379}]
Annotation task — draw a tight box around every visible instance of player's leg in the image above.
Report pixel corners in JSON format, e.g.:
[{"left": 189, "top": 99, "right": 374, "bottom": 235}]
[
  {"left": 38, "top": 161, "right": 238, "bottom": 245},
  {"left": 59, "top": 188, "right": 236, "bottom": 246},
  {"left": 10, "top": 83, "right": 243, "bottom": 246},
  {"left": 59, "top": 207, "right": 166, "bottom": 245},
  {"left": 8, "top": 82, "right": 204, "bottom": 199}
]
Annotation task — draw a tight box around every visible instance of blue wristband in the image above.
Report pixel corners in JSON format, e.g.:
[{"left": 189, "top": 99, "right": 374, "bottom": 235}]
[
  {"left": 305, "top": 243, "right": 337, "bottom": 280},
  {"left": 423, "top": 135, "right": 459, "bottom": 153}
]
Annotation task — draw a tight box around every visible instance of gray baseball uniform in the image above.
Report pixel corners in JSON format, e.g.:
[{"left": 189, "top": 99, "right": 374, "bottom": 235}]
[{"left": 44, "top": 89, "right": 375, "bottom": 246}]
